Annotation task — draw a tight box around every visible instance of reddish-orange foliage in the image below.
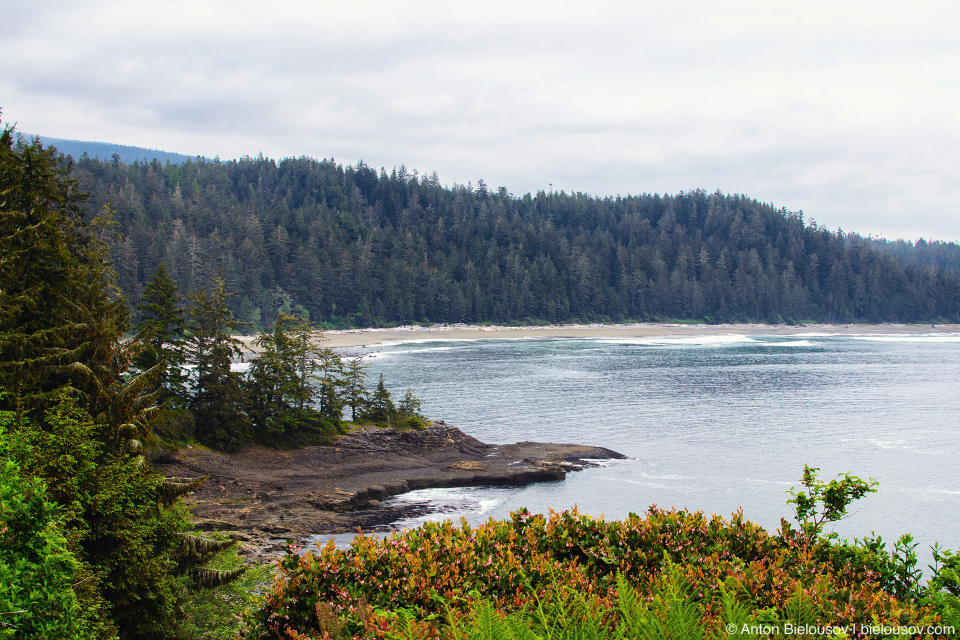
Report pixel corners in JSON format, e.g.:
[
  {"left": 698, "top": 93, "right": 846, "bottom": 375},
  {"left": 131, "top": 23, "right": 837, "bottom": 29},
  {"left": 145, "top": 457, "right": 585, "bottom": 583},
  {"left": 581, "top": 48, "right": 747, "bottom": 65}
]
[{"left": 241, "top": 507, "right": 943, "bottom": 639}]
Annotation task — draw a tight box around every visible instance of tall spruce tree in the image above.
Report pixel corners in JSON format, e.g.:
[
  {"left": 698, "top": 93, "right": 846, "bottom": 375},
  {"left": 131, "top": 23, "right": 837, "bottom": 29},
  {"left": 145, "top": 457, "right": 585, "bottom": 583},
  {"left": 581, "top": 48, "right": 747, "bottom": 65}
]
[
  {"left": 279, "top": 313, "right": 325, "bottom": 411},
  {"left": 398, "top": 388, "right": 423, "bottom": 418},
  {"left": 0, "top": 117, "right": 232, "bottom": 639},
  {"left": 134, "top": 263, "right": 187, "bottom": 401},
  {"left": 185, "top": 272, "right": 251, "bottom": 450},
  {"left": 365, "top": 373, "right": 396, "bottom": 423},
  {"left": 0, "top": 123, "right": 160, "bottom": 455},
  {"left": 0, "top": 121, "right": 107, "bottom": 412},
  {"left": 342, "top": 357, "right": 370, "bottom": 422},
  {"left": 245, "top": 313, "right": 299, "bottom": 441},
  {"left": 315, "top": 347, "right": 345, "bottom": 422}
]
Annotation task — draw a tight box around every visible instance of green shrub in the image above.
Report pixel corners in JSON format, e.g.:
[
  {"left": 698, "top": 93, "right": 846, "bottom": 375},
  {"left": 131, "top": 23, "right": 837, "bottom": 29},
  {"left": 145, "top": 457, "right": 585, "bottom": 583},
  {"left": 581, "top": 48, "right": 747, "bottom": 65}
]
[
  {"left": 785, "top": 464, "right": 877, "bottom": 546},
  {"left": 0, "top": 431, "right": 92, "bottom": 639}
]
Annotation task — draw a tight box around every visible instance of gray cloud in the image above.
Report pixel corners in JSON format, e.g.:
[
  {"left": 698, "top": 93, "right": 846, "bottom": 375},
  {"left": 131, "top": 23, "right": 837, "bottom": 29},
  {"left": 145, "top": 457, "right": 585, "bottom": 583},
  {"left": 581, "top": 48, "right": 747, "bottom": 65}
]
[{"left": 5, "top": 0, "right": 960, "bottom": 240}]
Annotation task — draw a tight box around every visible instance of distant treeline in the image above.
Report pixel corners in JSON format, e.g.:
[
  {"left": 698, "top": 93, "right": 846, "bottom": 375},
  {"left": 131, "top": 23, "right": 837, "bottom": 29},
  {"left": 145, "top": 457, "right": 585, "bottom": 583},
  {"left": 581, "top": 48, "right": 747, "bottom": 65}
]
[
  {"left": 32, "top": 134, "right": 195, "bottom": 165},
  {"left": 67, "top": 153, "right": 960, "bottom": 328},
  {"left": 863, "top": 236, "right": 960, "bottom": 274}
]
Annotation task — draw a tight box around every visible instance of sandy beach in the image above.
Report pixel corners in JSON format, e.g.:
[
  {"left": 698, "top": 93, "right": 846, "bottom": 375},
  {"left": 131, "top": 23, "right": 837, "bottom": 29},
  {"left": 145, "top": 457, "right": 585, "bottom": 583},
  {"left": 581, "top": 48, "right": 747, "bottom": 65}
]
[{"left": 319, "top": 322, "right": 960, "bottom": 349}]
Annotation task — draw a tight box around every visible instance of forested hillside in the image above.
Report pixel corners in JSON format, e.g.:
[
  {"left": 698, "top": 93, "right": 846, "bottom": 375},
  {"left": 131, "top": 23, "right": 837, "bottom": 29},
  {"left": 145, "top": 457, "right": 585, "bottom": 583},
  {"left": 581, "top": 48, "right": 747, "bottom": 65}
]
[
  {"left": 67, "top": 152, "right": 960, "bottom": 328},
  {"left": 863, "top": 236, "right": 960, "bottom": 274}
]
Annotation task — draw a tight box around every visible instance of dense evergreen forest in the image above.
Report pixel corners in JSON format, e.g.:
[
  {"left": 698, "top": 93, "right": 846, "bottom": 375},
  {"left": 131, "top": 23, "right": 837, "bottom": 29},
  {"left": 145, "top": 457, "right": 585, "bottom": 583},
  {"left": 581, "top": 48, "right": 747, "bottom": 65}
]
[
  {"left": 865, "top": 236, "right": 960, "bottom": 274},
  {"left": 64, "top": 149, "right": 960, "bottom": 328}
]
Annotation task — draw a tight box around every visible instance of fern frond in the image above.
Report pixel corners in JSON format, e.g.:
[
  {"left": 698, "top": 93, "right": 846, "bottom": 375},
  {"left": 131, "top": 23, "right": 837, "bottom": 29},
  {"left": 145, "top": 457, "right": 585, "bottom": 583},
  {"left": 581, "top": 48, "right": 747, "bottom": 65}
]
[
  {"left": 782, "top": 588, "right": 818, "bottom": 628},
  {"left": 393, "top": 608, "right": 416, "bottom": 637},
  {"left": 315, "top": 602, "right": 347, "bottom": 636},
  {"left": 615, "top": 571, "right": 649, "bottom": 638},
  {"left": 505, "top": 617, "right": 541, "bottom": 640},
  {"left": 719, "top": 585, "right": 756, "bottom": 640},
  {"left": 472, "top": 600, "right": 499, "bottom": 640},
  {"left": 637, "top": 561, "right": 705, "bottom": 640}
]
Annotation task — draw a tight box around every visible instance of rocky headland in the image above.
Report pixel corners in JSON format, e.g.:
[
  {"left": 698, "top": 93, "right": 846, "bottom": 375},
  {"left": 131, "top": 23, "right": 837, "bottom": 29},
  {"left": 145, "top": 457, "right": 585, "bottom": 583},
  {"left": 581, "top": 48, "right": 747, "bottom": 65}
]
[{"left": 155, "top": 421, "right": 625, "bottom": 555}]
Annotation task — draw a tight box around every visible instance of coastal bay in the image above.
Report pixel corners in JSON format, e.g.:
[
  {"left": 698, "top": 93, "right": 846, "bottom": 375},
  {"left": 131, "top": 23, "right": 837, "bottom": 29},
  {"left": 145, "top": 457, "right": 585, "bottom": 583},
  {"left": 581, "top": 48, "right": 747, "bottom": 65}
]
[{"left": 347, "top": 330, "right": 960, "bottom": 570}]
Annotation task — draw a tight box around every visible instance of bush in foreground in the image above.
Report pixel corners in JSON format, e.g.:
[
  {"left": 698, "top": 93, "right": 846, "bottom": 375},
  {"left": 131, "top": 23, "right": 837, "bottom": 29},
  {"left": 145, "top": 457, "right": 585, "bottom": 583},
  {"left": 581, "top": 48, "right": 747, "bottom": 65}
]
[
  {"left": 0, "top": 433, "right": 91, "bottom": 639},
  {"left": 241, "top": 503, "right": 959, "bottom": 639}
]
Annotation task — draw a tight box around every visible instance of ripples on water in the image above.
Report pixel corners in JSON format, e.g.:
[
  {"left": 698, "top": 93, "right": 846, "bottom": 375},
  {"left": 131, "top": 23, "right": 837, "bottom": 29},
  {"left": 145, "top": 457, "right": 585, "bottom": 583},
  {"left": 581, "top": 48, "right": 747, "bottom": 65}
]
[{"left": 316, "top": 333, "right": 960, "bottom": 565}]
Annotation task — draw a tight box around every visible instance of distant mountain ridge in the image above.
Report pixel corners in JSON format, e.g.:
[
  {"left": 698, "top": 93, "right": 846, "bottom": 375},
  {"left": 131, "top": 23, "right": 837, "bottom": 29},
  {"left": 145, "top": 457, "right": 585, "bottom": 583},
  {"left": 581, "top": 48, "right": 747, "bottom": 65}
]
[{"left": 23, "top": 134, "right": 195, "bottom": 165}]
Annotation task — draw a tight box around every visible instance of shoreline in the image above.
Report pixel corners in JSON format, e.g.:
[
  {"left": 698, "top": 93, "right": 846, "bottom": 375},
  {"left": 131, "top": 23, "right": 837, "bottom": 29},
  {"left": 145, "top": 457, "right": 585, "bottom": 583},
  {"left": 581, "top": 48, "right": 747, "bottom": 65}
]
[
  {"left": 156, "top": 422, "right": 624, "bottom": 556},
  {"left": 320, "top": 321, "right": 960, "bottom": 348}
]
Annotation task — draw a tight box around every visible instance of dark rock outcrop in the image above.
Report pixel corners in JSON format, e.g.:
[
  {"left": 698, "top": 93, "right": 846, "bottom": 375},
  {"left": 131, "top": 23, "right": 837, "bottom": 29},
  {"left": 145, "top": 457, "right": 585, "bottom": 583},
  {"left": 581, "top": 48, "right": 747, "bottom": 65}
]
[{"left": 155, "top": 421, "right": 625, "bottom": 555}]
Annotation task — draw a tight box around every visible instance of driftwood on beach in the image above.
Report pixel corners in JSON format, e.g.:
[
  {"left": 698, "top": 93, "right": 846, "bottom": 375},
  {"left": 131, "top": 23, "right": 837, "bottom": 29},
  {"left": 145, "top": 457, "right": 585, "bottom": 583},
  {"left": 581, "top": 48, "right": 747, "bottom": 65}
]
[{"left": 155, "top": 421, "right": 626, "bottom": 554}]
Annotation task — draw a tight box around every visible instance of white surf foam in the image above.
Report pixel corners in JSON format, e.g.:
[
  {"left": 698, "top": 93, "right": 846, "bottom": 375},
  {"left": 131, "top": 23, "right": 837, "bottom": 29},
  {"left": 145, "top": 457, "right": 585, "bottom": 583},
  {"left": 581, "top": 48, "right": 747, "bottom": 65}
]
[
  {"left": 360, "top": 337, "right": 484, "bottom": 349},
  {"left": 851, "top": 334, "right": 960, "bottom": 343},
  {"left": 389, "top": 487, "right": 469, "bottom": 504},
  {"left": 621, "top": 478, "right": 671, "bottom": 489},
  {"left": 478, "top": 498, "right": 505, "bottom": 515},
  {"left": 576, "top": 458, "right": 631, "bottom": 467},
  {"left": 594, "top": 334, "right": 759, "bottom": 347},
  {"left": 638, "top": 472, "right": 695, "bottom": 481},
  {"left": 537, "top": 368, "right": 603, "bottom": 380}
]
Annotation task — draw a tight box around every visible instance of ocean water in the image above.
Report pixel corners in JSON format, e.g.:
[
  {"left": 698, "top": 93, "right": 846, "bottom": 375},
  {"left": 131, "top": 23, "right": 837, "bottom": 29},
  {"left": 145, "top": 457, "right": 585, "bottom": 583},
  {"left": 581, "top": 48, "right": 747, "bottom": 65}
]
[{"left": 325, "top": 333, "right": 960, "bottom": 563}]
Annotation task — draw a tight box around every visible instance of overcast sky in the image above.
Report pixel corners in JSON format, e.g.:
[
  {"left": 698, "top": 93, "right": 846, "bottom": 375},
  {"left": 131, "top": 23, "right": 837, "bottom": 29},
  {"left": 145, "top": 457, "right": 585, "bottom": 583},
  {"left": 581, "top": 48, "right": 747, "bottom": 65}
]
[{"left": 4, "top": 0, "right": 960, "bottom": 241}]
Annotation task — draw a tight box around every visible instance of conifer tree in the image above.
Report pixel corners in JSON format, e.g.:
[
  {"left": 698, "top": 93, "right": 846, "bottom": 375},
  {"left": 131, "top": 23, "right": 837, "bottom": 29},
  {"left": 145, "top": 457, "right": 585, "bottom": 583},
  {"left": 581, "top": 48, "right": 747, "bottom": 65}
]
[
  {"left": 315, "top": 347, "right": 345, "bottom": 422},
  {"left": 0, "top": 120, "right": 110, "bottom": 412},
  {"left": 245, "top": 313, "right": 301, "bottom": 440},
  {"left": 134, "top": 263, "right": 187, "bottom": 402},
  {"left": 365, "top": 373, "right": 396, "bottom": 422},
  {"left": 185, "top": 272, "right": 251, "bottom": 451},
  {"left": 245, "top": 313, "right": 341, "bottom": 445},
  {"left": 244, "top": 331, "right": 288, "bottom": 439},
  {"left": 398, "top": 388, "right": 423, "bottom": 419},
  {"left": 342, "top": 357, "right": 370, "bottom": 421},
  {"left": 0, "top": 121, "right": 161, "bottom": 457},
  {"left": 0, "top": 117, "right": 243, "bottom": 639},
  {"left": 281, "top": 313, "right": 326, "bottom": 411}
]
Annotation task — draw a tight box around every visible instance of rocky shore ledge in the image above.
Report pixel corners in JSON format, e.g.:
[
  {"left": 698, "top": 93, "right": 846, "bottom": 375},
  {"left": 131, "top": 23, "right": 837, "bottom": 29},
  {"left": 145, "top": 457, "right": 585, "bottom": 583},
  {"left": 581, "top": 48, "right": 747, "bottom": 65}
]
[{"left": 155, "top": 421, "right": 626, "bottom": 555}]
